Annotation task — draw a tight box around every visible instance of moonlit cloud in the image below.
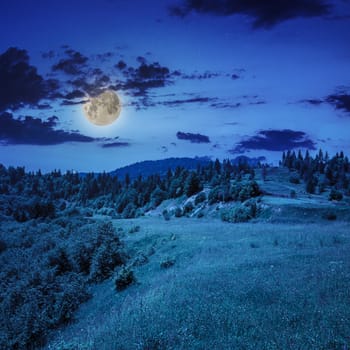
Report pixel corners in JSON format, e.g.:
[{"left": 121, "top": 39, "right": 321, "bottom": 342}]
[{"left": 0, "top": 112, "right": 95, "bottom": 145}]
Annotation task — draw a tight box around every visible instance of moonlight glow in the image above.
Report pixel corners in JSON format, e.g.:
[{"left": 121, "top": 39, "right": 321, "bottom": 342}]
[{"left": 83, "top": 90, "right": 121, "bottom": 126}]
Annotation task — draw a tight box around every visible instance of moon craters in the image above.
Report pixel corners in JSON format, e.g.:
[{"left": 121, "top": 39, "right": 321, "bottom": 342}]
[{"left": 83, "top": 90, "right": 121, "bottom": 126}]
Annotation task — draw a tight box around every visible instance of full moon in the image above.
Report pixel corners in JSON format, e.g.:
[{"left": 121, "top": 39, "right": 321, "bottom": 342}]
[{"left": 83, "top": 90, "right": 121, "bottom": 126}]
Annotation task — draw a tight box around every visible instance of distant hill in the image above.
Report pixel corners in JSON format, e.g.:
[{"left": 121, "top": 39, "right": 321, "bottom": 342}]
[
  {"left": 231, "top": 155, "right": 266, "bottom": 166},
  {"left": 109, "top": 155, "right": 266, "bottom": 180},
  {"left": 110, "top": 157, "right": 211, "bottom": 180}
]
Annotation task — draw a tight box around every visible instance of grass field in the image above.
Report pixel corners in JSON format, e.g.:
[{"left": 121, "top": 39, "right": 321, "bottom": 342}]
[{"left": 45, "top": 217, "right": 350, "bottom": 350}]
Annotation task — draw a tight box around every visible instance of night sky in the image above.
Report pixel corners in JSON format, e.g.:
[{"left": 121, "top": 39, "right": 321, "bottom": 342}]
[{"left": 1, "top": 0, "right": 350, "bottom": 172}]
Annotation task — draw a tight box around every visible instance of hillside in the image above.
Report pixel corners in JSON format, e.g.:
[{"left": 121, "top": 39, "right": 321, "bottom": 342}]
[
  {"left": 0, "top": 152, "right": 350, "bottom": 349},
  {"left": 43, "top": 217, "right": 350, "bottom": 350}
]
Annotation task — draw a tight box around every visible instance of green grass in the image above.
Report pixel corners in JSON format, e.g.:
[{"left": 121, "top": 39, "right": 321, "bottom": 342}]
[{"left": 45, "top": 217, "right": 350, "bottom": 350}]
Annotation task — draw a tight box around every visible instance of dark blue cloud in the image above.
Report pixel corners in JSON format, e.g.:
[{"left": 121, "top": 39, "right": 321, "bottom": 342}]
[
  {"left": 176, "top": 131, "right": 211, "bottom": 143},
  {"left": 64, "top": 90, "right": 86, "bottom": 100},
  {"left": 0, "top": 47, "right": 59, "bottom": 111},
  {"left": 301, "top": 98, "right": 324, "bottom": 106},
  {"left": 102, "top": 142, "right": 130, "bottom": 148},
  {"left": 118, "top": 61, "right": 173, "bottom": 94},
  {"left": 60, "top": 100, "right": 87, "bottom": 106},
  {"left": 162, "top": 97, "right": 216, "bottom": 107},
  {"left": 302, "top": 90, "right": 350, "bottom": 114},
  {"left": 170, "top": 0, "right": 331, "bottom": 28},
  {"left": 326, "top": 93, "right": 350, "bottom": 113},
  {"left": 0, "top": 112, "right": 94, "bottom": 145},
  {"left": 52, "top": 49, "right": 88, "bottom": 75},
  {"left": 231, "top": 129, "right": 316, "bottom": 153}
]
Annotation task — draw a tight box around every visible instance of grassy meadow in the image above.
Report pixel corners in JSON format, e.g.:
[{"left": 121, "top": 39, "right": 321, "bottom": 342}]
[
  {"left": 44, "top": 216, "right": 350, "bottom": 350},
  {"left": 1, "top": 159, "right": 350, "bottom": 349}
]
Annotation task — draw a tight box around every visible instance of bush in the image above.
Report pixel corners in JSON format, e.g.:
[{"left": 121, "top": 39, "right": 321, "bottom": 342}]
[
  {"left": 238, "top": 181, "right": 261, "bottom": 202},
  {"left": 194, "top": 192, "right": 206, "bottom": 205},
  {"left": 174, "top": 207, "right": 182, "bottom": 218},
  {"left": 122, "top": 203, "right": 136, "bottom": 218},
  {"left": 329, "top": 189, "right": 343, "bottom": 201},
  {"left": 183, "top": 202, "right": 194, "bottom": 215},
  {"left": 71, "top": 243, "right": 93, "bottom": 275},
  {"left": 48, "top": 247, "right": 73, "bottom": 275},
  {"left": 290, "top": 190, "right": 297, "bottom": 198},
  {"left": 208, "top": 186, "right": 220, "bottom": 204},
  {"left": 89, "top": 242, "right": 125, "bottom": 282},
  {"left": 115, "top": 267, "right": 135, "bottom": 291},
  {"left": 197, "top": 211, "right": 204, "bottom": 218},
  {"left": 0, "top": 272, "right": 90, "bottom": 350},
  {"left": 289, "top": 175, "right": 300, "bottom": 184},
  {"left": 160, "top": 257, "right": 175, "bottom": 269},
  {"left": 162, "top": 209, "right": 170, "bottom": 221},
  {"left": 221, "top": 199, "right": 259, "bottom": 223},
  {"left": 322, "top": 211, "right": 337, "bottom": 221},
  {"left": 231, "top": 206, "right": 253, "bottom": 222},
  {"left": 129, "top": 225, "right": 140, "bottom": 234},
  {"left": 150, "top": 187, "right": 167, "bottom": 208}
]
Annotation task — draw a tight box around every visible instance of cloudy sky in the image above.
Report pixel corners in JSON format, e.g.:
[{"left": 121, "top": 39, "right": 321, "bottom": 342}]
[{"left": 1, "top": 0, "right": 350, "bottom": 172}]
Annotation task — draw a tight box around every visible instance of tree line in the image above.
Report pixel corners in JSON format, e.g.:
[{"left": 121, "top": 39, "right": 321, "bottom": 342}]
[{"left": 281, "top": 149, "right": 350, "bottom": 197}]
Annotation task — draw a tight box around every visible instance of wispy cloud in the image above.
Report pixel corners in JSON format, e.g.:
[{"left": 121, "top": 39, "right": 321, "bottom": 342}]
[{"left": 176, "top": 131, "right": 211, "bottom": 143}]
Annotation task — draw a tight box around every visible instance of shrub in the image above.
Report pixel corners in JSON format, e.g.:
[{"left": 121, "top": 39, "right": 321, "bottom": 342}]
[
  {"left": 129, "top": 225, "right": 140, "bottom": 234},
  {"left": 115, "top": 267, "right": 135, "bottom": 291},
  {"left": 150, "top": 187, "right": 167, "bottom": 208},
  {"left": 238, "top": 181, "right": 261, "bottom": 202},
  {"left": 122, "top": 203, "right": 136, "bottom": 218},
  {"left": 329, "top": 189, "right": 343, "bottom": 201},
  {"left": 322, "top": 211, "right": 337, "bottom": 221},
  {"left": 162, "top": 209, "right": 170, "bottom": 221},
  {"left": 174, "top": 207, "right": 182, "bottom": 218},
  {"left": 89, "top": 242, "right": 125, "bottom": 282},
  {"left": 250, "top": 242, "right": 260, "bottom": 248},
  {"left": 183, "top": 202, "right": 194, "bottom": 215},
  {"left": 221, "top": 199, "right": 259, "bottom": 223},
  {"left": 208, "top": 186, "right": 220, "bottom": 204},
  {"left": 194, "top": 192, "right": 206, "bottom": 205},
  {"left": 160, "top": 257, "right": 175, "bottom": 269},
  {"left": 289, "top": 175, "right": 300, "bottom": 184},
  {"left": 197, "top": 211, "right": 204, "bottom": 218},
  {"left": 290, "top": 190, "right": 297, "bottom": 198},
  {"left": 48, "top": 248, "right": 73, "bottom": 275},
  {"left": 231, "top": 206, "right": 253, "bottom": 222},
  {"left": 71, "top": 243, "right": 93, "bottom": 274}
]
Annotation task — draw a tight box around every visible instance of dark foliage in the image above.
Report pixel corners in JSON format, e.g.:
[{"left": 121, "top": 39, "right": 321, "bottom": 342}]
[
  {"left": 0, "top": 220, "right": 125, "bottom": 349},
  {"left": 282, "top": 150, "right": 350, "bottom": 196},
  {"left": 322, "top": 211, "right": 337, "bottom": 221},
  {"left": 160, "top": 257, "right": 175, "bottom": 269},
  {"left": 221, "top": 199, "right": 260, "bottom": 223},
  {"left": 329, "top": 189, "right": 343, "bottom": 201},
  {"left": 115, "top": 267, "right": 135, "bottom": 291},
  {"left": 0, "top": 158, "right": 258, "bottom": 220}
]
